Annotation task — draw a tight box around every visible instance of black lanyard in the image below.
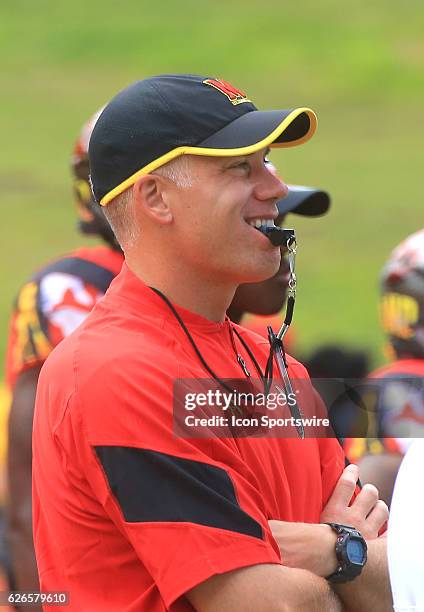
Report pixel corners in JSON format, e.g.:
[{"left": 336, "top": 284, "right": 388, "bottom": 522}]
[
  {"left": 148, "top": 230, "right": 304, "bottom": 438},
  {"left": 149, "top": 287, "right": 268, "bottom": 397}
]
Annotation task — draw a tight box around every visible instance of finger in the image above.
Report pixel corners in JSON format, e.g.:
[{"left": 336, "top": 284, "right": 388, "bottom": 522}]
[
  {"left": 326, "top": 464, "right": 359, "bottom": 509},
  {"left": 362, "top": 500, "right": 389, "bottom": 538},
  {"left": 350, "top": 483, "right": 379, "bottom": 517}
]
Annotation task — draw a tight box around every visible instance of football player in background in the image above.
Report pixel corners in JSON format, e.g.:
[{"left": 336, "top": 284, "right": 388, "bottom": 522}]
[
  {"left": 345, "top": 229, "right": 424, "bottom": 504},
  {"left": 4, "top": 112, "right": 124, "bottom": 603}
]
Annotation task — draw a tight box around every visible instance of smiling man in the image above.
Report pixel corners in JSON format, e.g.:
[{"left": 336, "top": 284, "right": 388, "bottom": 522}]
[{"left": 32, "top": 75, "right": 390, "bottom": 611}]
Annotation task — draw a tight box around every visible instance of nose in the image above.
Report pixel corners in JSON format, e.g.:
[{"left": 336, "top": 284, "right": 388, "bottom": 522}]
[{"left": 256, "top": 166, "right": 288, "bottom": 203}]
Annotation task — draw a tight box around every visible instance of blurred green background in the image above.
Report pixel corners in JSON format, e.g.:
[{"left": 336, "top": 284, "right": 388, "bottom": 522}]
[{"left": 1, "top": 0, "right": 424, "bottom": 375}]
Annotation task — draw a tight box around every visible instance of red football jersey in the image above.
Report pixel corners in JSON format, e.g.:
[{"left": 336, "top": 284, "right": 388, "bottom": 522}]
[
  {"left": 4, "top": 245, "right": 123, "bottom": 389},
  {"left": 344, "top": 358, "right": 424, "bottom": 461},
  {"left": 33, "top": 263, "right": 346, "bottom": 611}
]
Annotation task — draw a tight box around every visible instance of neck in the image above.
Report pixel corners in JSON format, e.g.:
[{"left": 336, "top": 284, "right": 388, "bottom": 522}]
[{"left": 126, "top": 251, "right": 237, "bottom": 322}]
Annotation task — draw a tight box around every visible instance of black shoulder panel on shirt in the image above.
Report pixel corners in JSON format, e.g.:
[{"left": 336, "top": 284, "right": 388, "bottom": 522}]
[{"left": 94, "top": 446, "right": 263, "bottom": 539}]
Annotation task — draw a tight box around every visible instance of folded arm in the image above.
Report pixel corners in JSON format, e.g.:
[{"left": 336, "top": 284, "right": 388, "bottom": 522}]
[{"left": 187, "top": 563, "right": 342, "bottom": 612}]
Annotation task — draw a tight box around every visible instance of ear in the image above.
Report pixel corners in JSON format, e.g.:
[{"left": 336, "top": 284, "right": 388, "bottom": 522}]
[{"left": 133, "top": 174, "right": 173, "bottom": 225}]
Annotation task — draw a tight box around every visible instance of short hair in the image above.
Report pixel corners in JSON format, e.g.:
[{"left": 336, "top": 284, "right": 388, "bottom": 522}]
[
  {"left": 102, "top": 156, "right": 195, "bottom": 250},
  {"left": 102, "top": 188, "right": 138, "bottom": 250}
]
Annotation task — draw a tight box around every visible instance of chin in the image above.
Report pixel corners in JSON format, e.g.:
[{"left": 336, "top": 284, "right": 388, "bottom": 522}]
[
  {"left": 241, "top": 267, "right": 279, "bottom": 284},
  {"left": 224, "top": 251, "right": 280, "bottom": 285}
]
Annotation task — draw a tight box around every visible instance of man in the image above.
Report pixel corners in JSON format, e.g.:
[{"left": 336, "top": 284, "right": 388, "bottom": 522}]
[
  {"left": 33, "top": 75, "right": 390, "bottom": 611},
  {"left": 345, "top": 229, "right": 424, "bottom": 504},
  {"left": 5, "top": 112, "right": 124, "bottom": 601},
  {"left": 2, "top": 108, "right": 328, "bottom": 601}
]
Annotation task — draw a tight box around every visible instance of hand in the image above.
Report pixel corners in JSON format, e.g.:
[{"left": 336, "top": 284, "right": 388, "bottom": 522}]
[
  {"left": 320, "top": 464, "right": 389, "bottom": 539},
  {"left": 268, "top": 520, "right": 338, "bottom": 578}
]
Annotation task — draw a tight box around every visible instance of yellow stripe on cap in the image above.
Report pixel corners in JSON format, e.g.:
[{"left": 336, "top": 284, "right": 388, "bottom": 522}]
[{"left": 100, "top": 107, "right": 317, "bottom": 206}]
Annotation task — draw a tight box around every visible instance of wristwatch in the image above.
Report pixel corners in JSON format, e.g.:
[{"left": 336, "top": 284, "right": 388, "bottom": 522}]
[{"left": 324, "top": 523, "right": 368, "bottom": 583}]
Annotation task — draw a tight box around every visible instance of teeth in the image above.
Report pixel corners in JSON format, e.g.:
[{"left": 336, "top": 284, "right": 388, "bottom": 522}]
[{"left": 248, "top": 218, "right": 275, "bottom": 228}]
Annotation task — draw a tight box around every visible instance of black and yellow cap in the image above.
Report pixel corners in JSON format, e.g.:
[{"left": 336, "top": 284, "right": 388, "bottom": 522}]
[{"left": 89, "top": 74, "right": 317, "bottom": 206}]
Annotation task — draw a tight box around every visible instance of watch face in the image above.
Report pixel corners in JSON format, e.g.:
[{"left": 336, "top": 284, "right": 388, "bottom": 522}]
[{"left": 346, "top": 538, "right": 366, "bottom": 564}]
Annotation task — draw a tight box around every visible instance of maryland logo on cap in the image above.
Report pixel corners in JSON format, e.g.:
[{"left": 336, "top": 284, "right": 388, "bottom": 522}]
[{"left": 203, "top": 78, "right": 251, "bottom": 105}]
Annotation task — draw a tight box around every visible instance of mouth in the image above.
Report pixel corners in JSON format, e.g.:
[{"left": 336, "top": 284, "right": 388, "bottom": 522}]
[
  {"left": 246, "top": 218, "right": 277, "bottom": 230},
  {"left": 245, "top": 217, "right": 281, "bottom": 247},
  {"left": 247, "top": 219, "right": 293, "bottom": 248}
]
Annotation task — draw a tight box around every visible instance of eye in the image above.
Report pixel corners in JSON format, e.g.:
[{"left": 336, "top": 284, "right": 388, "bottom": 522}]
[{"left": 231, "top": 160, "right": 250, "bottom": 173}]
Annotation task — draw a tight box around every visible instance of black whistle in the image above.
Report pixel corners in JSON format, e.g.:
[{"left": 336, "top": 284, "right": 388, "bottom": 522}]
[{"left": 257, "top": 226, "right": 295, "bottom": 247}]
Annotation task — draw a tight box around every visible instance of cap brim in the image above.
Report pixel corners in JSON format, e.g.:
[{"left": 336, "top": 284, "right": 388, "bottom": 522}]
[
  {"left": 100, "top": 107, "right": 317, "bottom": 206},
  {"left": 198, "top": 108, "right": 316, "bottom": 151},
  {"left": 277, "top": 185, "right": 331, "bottom": 217}
]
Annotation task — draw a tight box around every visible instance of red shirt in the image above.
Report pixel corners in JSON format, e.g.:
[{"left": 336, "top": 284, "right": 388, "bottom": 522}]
[
  {"left": 5, "top": 246, "right": 123, "bottom": 389},
  {"left": 33, "top": 263, "right": 346, "bottom": 611}
]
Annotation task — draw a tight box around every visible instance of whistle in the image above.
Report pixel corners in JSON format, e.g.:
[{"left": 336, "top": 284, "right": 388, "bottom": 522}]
[{"left": 257, "top": 226, "right": 295, "bottom": 247}]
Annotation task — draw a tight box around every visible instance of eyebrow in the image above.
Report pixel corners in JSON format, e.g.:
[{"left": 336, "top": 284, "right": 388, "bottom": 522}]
[
  {"left": 230, "top": 147, "right": 271, "bottom": 163},
  {"left": 221, "top": 147, "right": 272, "bottom": 170}
]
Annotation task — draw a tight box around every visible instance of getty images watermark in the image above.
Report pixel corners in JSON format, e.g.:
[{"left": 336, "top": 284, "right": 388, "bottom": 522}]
[
  {"left": 173, "top": 376, "right": 424, "bottom": 439},
  {"left": 173, "top": 378, "right": 331, "bottom": 438}
]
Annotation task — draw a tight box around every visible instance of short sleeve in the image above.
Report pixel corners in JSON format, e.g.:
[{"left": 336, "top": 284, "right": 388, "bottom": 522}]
[{"left": 63, "top": 361, "right": 282, "bottom": 609}]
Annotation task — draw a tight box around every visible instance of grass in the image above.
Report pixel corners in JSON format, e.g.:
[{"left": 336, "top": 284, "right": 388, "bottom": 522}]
[{"left": 1, "top": 0, "right": 424, "bottom": 374}]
